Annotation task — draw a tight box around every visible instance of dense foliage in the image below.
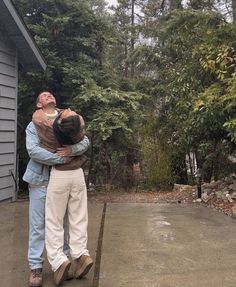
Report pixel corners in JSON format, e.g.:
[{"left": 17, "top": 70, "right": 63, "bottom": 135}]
[{"left": 16, "top": 0, "right": 236, "bottom": 191}]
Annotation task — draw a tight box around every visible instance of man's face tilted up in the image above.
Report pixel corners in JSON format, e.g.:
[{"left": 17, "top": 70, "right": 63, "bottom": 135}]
[{"left": 36, "top": 91, "right": 56, "bottom": 109}]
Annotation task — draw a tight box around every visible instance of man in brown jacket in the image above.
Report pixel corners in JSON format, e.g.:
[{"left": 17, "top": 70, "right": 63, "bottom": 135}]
[{"left": 26, "top": 91, "right": 93, "bottom": 287}]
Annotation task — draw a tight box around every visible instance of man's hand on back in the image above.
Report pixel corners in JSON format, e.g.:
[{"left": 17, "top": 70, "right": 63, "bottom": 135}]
[{"left": 56, "top": 146, "right": 72, "bottom": 157}]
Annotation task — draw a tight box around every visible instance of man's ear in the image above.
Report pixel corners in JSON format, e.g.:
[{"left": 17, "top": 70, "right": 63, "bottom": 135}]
[{"left": 36, "top": 102, "right": 42, "bottom": 109}]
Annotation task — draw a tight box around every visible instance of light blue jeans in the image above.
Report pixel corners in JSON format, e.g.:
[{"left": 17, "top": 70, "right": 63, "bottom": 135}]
[{"left": 28, "top": 185, "right": 70, "bottom": 270}]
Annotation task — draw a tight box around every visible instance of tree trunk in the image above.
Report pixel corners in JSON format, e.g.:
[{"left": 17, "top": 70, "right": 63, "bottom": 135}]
[
  {"left": 232, "top": 0, "right": 236, "bottom": 22},
  {"left": 124, "top": 147, "right": 135, "bottom": 188},
  {"left": 169, "top": 0, "right": 182, "bottom": 10},
  {"left": 130, "top": 0, "right": 135, "bottom": 77},
  {"left": 169, "top": 0, "right": 176, "bottom": 10},
  {"left": 124, "top": 43, "right": 129, "bottom": 77},
  {"left": 213, "top": 141, "right": 221, "bottom": 181}
]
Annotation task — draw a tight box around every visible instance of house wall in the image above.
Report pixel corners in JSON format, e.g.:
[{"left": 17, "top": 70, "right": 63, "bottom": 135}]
[{"left": 0, "top": 28, "right": 17, "bottom": 201}]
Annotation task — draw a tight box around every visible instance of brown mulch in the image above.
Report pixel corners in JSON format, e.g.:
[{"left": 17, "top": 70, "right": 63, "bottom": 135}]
[
  {"left": 204, "top": 196, "right": 234, "bottom": 217},
  {"left": 88, "top": 189, "right": 235, "bottom": 218}
]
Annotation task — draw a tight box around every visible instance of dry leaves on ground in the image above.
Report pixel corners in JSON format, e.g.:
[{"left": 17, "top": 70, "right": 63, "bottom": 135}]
[{"left": 88, "top": 188, "right": 235, "bottom": 218}]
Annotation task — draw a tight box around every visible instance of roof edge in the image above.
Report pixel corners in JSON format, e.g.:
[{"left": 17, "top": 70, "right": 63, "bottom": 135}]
[{"left": 2, "top": 0, "right": 46, "bottom": 71}]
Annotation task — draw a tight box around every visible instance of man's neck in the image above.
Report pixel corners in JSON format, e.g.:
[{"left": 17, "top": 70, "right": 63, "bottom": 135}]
[{"left": 42, "top": 105, "right": 56, "bottom": 114}]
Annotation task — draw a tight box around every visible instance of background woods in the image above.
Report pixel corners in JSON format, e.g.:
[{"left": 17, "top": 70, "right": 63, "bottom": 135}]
[{"left": 15, "top": 0, "right": 236, "bottom": 191}]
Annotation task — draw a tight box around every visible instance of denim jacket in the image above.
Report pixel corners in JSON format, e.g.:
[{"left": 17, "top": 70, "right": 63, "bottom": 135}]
[{"left": 23, "top": 121, "right": 90, "bottom": 186}]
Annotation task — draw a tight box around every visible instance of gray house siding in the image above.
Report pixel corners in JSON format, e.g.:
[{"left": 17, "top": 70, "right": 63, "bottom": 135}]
[
  {"left": 0, "top": 28, "right": 17, "bottom": 201},
  {"left": 0, "top": 0, "right": 46, "bottom": 202}
]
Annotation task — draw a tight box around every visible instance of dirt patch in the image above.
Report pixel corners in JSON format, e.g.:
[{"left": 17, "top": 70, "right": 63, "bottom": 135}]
[
  {"left": 88, "top": 189, "right": 235, "bottom": 217},
  {"left": 18, "top": 187, "right": 235, "bottom": 218}
]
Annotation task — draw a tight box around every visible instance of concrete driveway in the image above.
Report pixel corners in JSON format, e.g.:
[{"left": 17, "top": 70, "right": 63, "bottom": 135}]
[{"left": 1, "top": 201, "right": 236, "bottom": 287}]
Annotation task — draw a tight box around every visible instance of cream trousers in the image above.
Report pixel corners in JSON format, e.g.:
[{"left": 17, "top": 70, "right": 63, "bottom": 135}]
[{"left": 45, "top": 167, "right": 89, "bottom": 271}]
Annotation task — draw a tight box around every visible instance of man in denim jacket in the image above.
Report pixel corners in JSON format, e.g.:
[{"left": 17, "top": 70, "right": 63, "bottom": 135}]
[{"left": 23, "top": 91, "right": 89, "bottom": 287}]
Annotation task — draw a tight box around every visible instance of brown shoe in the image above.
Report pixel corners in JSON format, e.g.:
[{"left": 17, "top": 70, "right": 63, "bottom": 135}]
[
  {"left": 74, "top": 255, "right": 93, "bottom": 279},
  {"left": 29, "top": 268, "right": 42, "bottom": 287},
  {"left": 65, "top": 268, "right": 73, "bottom": 281},
  {"left": 53, "top": 260, "right": 71, "bottom": 286}
]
